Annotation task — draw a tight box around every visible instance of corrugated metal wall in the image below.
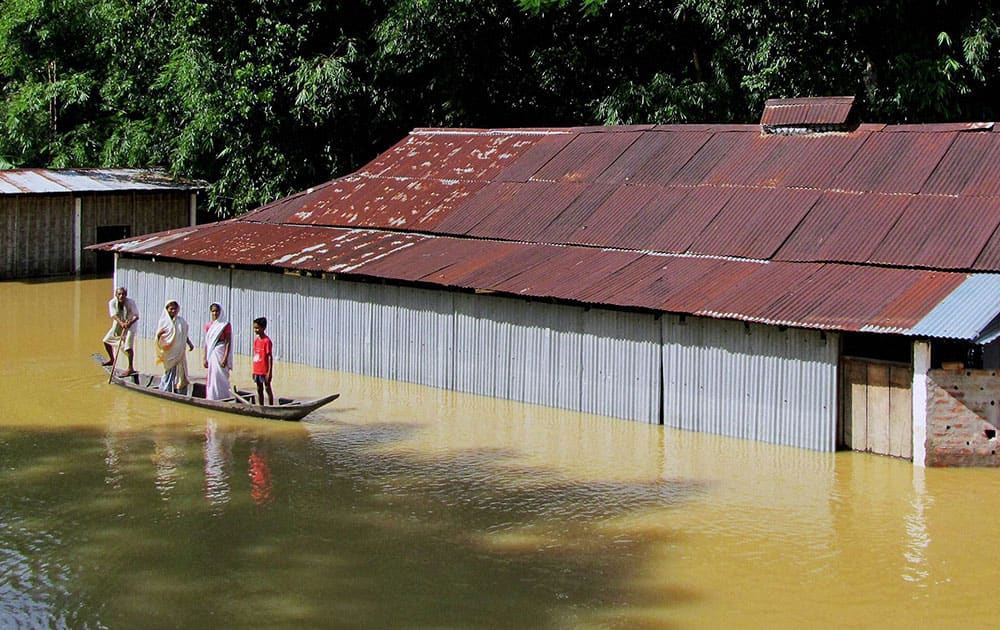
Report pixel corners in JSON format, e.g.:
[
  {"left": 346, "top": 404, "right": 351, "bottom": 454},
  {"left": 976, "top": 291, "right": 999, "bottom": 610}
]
[
  {"left": 2, "top": 191, "right": 190, "bottom": 278},
  {"left": 452, "top": 295, "right": 661, "bottom": 422},
  {"left": 118, "top": 258, "right": 839, "bottom": 446},
  {"left": 0, "top": 195, "right": 74, "bottom": 278},
  {"left": 81, "top": 192, "right": 190, "bottom": 274},
  {"left": 0, "top": 198, "right": 15, "bottom": 278},
  {"left": 662, "top": 315, "right": 839, "bottom": 451}
]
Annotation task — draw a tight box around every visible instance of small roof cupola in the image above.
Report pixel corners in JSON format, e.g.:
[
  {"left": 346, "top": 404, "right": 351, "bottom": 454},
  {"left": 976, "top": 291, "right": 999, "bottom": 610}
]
[{"left": 760, "top": 96, "right": 856, "bottom": 134}]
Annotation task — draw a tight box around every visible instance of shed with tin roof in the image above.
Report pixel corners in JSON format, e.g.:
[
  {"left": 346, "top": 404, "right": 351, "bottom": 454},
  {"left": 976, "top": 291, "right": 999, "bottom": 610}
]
[
  {"left": 1, "top": 168, "right": 204, "bottom": 278},
  {"left": 93, "top": 97, "right": 1000, "bottom": 466}
]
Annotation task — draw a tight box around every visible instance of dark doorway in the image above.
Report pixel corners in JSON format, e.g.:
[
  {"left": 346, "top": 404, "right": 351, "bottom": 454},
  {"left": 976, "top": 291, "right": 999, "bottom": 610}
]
[{"left": 95, "top": 225, "right": 130, "bottom": 275}]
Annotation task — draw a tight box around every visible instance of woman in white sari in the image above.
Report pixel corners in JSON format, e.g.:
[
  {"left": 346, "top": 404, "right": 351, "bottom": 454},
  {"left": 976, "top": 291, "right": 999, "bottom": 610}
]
[
  {"left": 203, "top": 303, "right": 233, "bottom": 400},
  {"left": 156, "top": 300, "right": 194, "bottom": 393}
]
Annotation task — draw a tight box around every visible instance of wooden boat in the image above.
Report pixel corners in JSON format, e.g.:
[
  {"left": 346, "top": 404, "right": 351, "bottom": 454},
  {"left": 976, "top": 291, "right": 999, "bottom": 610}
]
[{"left": 92, "top": 354, "right": 339, "bottom": 421}]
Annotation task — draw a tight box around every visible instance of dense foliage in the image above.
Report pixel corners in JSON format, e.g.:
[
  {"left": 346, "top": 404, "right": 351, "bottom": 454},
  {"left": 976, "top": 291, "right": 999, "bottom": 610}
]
[{"left": 1, "top": 0, "right": 997, "bottom": 216}]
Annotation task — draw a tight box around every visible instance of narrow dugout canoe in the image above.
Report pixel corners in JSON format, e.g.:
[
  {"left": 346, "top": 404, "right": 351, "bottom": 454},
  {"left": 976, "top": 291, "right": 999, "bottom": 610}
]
[{"left": 92, "top": 354, "right": 339, "bottom": 421}]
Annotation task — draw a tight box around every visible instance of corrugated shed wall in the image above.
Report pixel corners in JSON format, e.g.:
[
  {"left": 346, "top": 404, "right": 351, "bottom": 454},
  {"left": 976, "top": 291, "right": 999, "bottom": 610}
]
[
  {"left": 2, "top": 190, "right": 192, "bottom": 278},
  {"left": 0, "top": 198, "right": 15, "bottom": 278},
  {"left": 662, "top": 315, "right": 839, "bottom": 451},
  {"left": 452, "top": 295, "right": 660, "bottom": 422},
  {"left": 119, "top": 258, "right": 838, "bottom": 445},
  {"left": 80, "top": 192, "right": 190, "bottom": 274},
  {"left": 0, "top": 195, "right": 74, "bottom": 278}
]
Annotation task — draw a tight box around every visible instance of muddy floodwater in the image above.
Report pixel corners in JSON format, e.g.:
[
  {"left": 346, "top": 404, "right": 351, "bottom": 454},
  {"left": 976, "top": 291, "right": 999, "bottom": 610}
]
[{"left": 2, "top": 278, "right": 1000, "bottom": 628}]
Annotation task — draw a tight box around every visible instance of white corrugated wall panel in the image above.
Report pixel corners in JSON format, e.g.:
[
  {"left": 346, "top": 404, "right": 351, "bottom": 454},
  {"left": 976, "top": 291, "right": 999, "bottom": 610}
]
[
  {"left": 303, "top": 277, "right": 336, "bottom": 370},
  {"left": 399, "top": 287, "right": 454, "bottom": 389},
  {"left": 662, "top": 315, "right": 839, "bottom": 451},
  {"left": 115, "top": 259, "right": 166, "bottom": 340},
  {"left": 366, "top": 285, "right": 453, "bottom": 388},
  {"left": 231, "top": 270, "right": 299, "bottom": 364},
  {"left": 548, "top": 306, "right": 584, "bottom": 411},
  {"left": 580, "top": 309, "right": 661, "bottom": 423},
  {"left": 452, "top": 295, "right": 660, "bottom": 423},
  {"left": 525, "top": 301, "right": 580, "bottom": 411},
  {"left": 454, "top": 293, "right": 517, "bottom": 399},
  {"left": 230, "top": 268, "right": 272, "bottom": 359},
  {"left": 368, "top": 284, "right": 399, "bottom": 381}
]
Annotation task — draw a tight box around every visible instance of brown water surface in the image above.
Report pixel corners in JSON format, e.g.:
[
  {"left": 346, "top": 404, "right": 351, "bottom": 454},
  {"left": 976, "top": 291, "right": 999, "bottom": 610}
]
[{"left": 1, "top": 278, "right": 998, "bottom": 628}]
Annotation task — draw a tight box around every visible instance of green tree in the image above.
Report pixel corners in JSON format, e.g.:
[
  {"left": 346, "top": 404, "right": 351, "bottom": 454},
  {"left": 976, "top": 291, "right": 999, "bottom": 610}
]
[
  {"left": 94, "top": 0, "right": 381, "bottom": 214},
  {"left": 2, "top": 0, "right": 998, "bottom": 217},
  {"left": 0, "top": 0, "right": 107, "bottom": 167},
  {"left": 2, "top": 0, "right": 382, "bottom": 214},
  {"left": 601, "top": 0, "right": 999, "bottom": 123}
]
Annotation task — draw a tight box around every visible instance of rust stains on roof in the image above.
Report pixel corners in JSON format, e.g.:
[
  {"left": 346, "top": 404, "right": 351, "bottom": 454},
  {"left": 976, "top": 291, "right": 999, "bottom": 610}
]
[
  {"left": 774, "top": 192, "right": 908, "bottom": 264},
  {"left": 870, "top": 196, "right": 1000, "bottom": 270},
  {"left": 688, "top": 188, "right": 821, "bottom": 259},
  {"left": 272, "top": 176, "right": 486, "bottom": 230},
  {"left": 93, "top": 101, "right": 1000, "bottom": 338},
  {"left": 760, "top": 96, "right": 855, "bottom": 127},
  {"left": 832, "top": 131, "right": 956, "bottom": 193}
]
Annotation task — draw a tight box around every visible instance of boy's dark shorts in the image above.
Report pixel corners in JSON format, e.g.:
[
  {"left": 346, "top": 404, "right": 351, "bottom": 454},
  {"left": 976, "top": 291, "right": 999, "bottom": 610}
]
[{"left": 253, "top": 374, "right": 268, "bottom": 384}]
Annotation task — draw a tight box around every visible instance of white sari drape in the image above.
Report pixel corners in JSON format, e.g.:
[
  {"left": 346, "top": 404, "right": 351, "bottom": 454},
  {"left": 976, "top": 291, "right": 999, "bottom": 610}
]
[
  {"left": 156, "top": 301, "right": 190, "bottom": 392},
  {"left": 204, "top": 304, "right": 232, "bottom": 400}
]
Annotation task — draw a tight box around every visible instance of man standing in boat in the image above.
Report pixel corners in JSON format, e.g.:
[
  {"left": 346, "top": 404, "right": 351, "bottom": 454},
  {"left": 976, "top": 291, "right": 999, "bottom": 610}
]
[{"left": 102, "top": 286, "right": 140, "bottom": 376}]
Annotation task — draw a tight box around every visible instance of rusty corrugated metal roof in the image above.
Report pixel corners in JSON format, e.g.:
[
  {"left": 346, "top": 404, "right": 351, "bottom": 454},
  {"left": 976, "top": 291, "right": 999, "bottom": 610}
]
[
  {"left": 358, "top": 130, "right": 546, "bottom": 181},
  {"left": 0, "top": 168, "right": 205, "bottom": 194},
  {"left": 922, "top": 129, "right": 1000, "bottom": 196},
  {"left": 462, "top": 181, "right": 587, "bottom": 240},
  {"left": 870, "top": 196, "right": 1000, "bottom": 270},
  {"left": 741, "top": 132, "right": 871, "bottom": 188},
  {"left": 594, "top": 130, "right": 711, "bottom": 185},
  {"left": 91, "top": 104, "right": 1000, "bottom": 340},
  {"left": 760, "top": 96, "right": 855, "bottom": 126},
  {"left": 279, "top": 176, "right": 485, "bottom": 231},
  {"left": 530, "top": 130, "right": 641, "bottom": 182},
  {"left": 833, "top": 131, "right": 955, "bottom": 193},
  {"left": 687, "top": 188, "right": 821, "bottom": 259}
]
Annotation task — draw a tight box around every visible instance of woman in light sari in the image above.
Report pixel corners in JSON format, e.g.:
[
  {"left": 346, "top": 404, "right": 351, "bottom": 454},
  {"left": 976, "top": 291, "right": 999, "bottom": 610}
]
[
  {"left": 203, "top": 303, "right": 233, "bottom": 400},
  {"left": 156, "top": 300, "right": 194, "bottom": 393}
]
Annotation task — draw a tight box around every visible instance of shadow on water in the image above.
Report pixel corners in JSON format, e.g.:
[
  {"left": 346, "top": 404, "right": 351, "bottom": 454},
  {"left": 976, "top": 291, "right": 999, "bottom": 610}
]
[{"left": 0, "top": 418, "right": 706, "bottom": 629}]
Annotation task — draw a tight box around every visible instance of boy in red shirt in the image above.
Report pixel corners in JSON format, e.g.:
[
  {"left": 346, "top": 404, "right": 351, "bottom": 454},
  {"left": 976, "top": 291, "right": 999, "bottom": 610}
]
[{"left": 252, "top": 317, "right": 274, "bottom": 406}]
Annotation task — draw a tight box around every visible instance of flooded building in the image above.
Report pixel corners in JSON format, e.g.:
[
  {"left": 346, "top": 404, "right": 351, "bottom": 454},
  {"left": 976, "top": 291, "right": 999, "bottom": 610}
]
[
  {"left": 93, "top": 97, "right": 1000, "bottom": 466},
  {"left": 1, "top": 168, "right": 204, "bottom": 278}
]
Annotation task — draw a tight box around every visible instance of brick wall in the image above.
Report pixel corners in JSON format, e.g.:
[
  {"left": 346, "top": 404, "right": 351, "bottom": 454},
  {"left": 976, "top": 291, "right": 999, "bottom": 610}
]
[{"left": 926, "top": 368, "right": 1000, "bottom": 466}]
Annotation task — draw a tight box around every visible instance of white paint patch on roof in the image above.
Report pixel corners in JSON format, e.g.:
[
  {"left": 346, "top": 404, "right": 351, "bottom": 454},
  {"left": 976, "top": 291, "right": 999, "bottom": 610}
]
[
  {"left": 272, "top": 242, "right": 329, "bottom": 265},
  {"left": 112, "top": 230, "right": 199, "bottom": 252}
]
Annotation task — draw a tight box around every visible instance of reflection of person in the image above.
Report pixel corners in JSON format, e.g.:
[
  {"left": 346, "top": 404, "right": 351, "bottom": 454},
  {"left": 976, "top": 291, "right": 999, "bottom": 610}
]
[
  {"left": 252, "top": 317, "right": 274, "bottom": 406},
  {"left": 102, "top": 286, "right": 140, "bottom": 375},
  {"left": 248, "top": 443, "right": 273, "bottom": 506},
  {"left": 203, "top": 419, "right": 233, "bottom": 508},
  {"left": 155, "top": 300, "right": 194, "bottom": 393},
  {"left": 203, "top": 303, "right": 232, "bottom": 400}
]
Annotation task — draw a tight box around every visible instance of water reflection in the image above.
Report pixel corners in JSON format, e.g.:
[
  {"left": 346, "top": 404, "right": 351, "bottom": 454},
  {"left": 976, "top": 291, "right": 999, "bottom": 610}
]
[
  {"left": 0, "top": 523, "right": 84, "bottom": 629},
  {"left": 204, "top": 419, "right": 233, "bottom": 509},
  {"left": 153, "top": 436, "right": 183, "bottom": 500},
  {"left": 5, "top": 278, "right": 1000, "bottom": 628},
  {"left": 903, "top": 468, "right": 931, "bottom": 588},
  {"left": 247, "top": 440, "right": 273, "bottom": 507}
]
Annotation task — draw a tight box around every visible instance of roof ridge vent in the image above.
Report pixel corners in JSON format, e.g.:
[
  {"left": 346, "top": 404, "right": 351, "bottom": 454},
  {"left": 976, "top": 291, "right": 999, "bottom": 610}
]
[{"left": 760, "top": 96, "right": 856, "bottom": 134}]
